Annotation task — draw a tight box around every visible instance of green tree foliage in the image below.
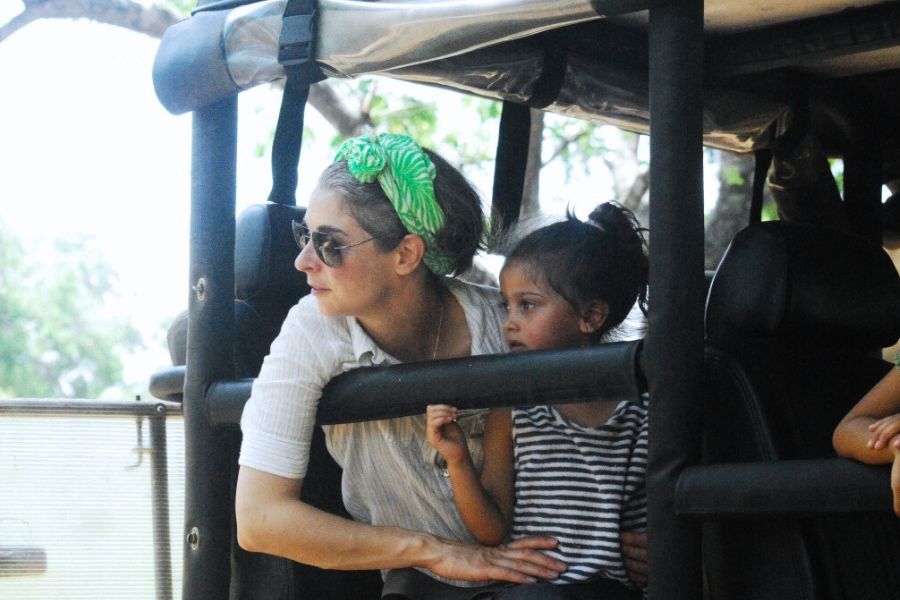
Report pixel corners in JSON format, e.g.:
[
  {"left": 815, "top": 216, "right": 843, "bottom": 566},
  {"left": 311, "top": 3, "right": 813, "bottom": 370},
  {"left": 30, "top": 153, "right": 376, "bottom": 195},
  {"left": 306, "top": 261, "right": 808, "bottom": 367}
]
[
  {"left": 0, "top": 223, "right": 142, "bottom": 398},
  {"left": 323, "top": 78, "right": 440, "bottom": 150},
  {"left": 156, "top": 0, "right": 196, "bottom": 16}
]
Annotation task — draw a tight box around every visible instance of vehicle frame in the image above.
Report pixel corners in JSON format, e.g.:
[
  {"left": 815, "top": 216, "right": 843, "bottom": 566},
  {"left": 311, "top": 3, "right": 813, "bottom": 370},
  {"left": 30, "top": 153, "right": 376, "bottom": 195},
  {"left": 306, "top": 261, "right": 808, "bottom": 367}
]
[{"left": 148, "top": 1, "right": 900, "bottom": 599}]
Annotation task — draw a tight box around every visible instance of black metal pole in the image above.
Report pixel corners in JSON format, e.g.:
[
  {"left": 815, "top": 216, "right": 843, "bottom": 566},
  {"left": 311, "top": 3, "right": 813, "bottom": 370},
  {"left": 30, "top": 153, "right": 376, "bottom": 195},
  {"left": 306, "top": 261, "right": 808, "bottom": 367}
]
[
  {"left": 492, "top": 101, "right": 532, "bottom": 233},
  {"left": 844, "top": 143, "right": 883, "bottom": 245},
  {"left": 182, "top": 96, "right": 237, "bottom": 600},
  {"left": 149, "top": 403, "right": 173, "bottom": 600},
  {"left": 646, "top": 1, "right": 705, "bottom": 599},
  {"left": 842, "top": 85, "right": 884, "bottom": 244}
]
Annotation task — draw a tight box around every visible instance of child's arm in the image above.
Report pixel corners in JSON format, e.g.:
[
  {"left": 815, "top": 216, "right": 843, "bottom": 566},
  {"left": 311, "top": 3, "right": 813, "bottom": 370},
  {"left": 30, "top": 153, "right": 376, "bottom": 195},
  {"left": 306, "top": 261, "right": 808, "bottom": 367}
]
[
  {"left": 833, "top": 367, "right": 900, "bottom": 515},
  {"left": 833, "top": 367, "right": 900, "bottom": 464},
  {"left": 426, "top": 406, "right": 516, "bottom": 545}
]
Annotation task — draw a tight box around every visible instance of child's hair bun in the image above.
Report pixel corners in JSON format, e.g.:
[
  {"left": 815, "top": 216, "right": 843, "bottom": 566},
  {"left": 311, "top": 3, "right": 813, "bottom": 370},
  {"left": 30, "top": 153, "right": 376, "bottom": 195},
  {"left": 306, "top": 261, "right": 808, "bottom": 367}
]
[
  {"left": 587, "top": 202, "right": 649, "bottom": 322},
  {"left": 588, "top": 203, "right": 645, "bottom": 251}
]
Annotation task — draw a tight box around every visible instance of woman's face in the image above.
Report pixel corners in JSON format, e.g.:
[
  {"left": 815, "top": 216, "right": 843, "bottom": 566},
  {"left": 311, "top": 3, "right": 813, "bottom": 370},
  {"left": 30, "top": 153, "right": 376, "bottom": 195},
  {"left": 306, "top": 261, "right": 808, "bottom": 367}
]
[
  {"left": 499, "top": 262, "right": 591, "bottom": 352},
  {"left": 295, "top": 185, "right": 396, "bottom": 318}
]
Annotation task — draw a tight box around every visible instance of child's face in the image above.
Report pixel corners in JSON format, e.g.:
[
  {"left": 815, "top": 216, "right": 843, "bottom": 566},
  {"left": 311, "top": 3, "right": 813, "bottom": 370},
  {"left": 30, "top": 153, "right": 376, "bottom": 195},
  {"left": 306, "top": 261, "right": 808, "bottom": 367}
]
[{"left": 499, "top": 262, "right": 592, "bottom": 352}]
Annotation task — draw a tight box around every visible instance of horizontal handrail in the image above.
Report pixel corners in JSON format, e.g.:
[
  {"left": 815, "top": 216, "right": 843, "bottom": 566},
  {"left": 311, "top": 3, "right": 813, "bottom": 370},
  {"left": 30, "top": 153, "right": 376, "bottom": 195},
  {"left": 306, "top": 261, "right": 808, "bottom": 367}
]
[
  {"left": 675, "top": 458, "right": 893, "bottom": 517},
  {"left": 0, "top": 398, "right": 181, "bottom": 418},
  {"left": 205, "top": 340, "right": 644, "bottom": 427},
  {"left": 318, "top": 340, "right": 643, "bottom": 424}
]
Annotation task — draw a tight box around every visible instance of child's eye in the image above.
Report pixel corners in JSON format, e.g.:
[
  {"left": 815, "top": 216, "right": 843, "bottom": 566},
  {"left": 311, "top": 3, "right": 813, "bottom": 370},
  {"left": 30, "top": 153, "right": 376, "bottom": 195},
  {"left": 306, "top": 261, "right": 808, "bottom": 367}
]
[
  {"left": 499, "top": 301, "right": 509, "bottom": 312},
  {"left": 520, "top": 300, "right": 535, "bottom": 311}
]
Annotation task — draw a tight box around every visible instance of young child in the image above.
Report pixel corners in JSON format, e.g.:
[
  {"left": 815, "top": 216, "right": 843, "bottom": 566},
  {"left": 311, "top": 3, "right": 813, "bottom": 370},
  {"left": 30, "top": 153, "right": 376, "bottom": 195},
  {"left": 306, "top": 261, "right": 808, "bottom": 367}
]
[
  {"left": 427, "top": 202, "right": 649, "bottom": 599},
  {"left": 833, "top": 357, "right": 900, "bottom": 516}
]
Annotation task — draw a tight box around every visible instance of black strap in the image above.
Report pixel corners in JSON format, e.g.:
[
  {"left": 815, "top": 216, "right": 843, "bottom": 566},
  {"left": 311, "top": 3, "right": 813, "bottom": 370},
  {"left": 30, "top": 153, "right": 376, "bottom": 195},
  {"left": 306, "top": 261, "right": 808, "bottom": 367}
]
[
  {"left": 268, "top": 0, "right": 324, "bottom": 206},
  {"left": 527, "top": 44, "right": 568, "bottom": 109},
  {"left": 750, "top": 149, "right": 772, "bottom": 224},
  {"left": 269, "top": 79, "right": 311, "bottom": 206},
  {"left": 491, "top": 102, "right": 532, "bottom": 233}
]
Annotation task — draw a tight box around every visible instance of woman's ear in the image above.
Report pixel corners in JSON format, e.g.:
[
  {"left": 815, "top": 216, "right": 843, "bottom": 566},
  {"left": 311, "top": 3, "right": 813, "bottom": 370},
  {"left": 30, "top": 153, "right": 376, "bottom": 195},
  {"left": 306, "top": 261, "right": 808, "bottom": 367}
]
[
  {"left": 394, "top": 234, "right": 427, "bottom": 275},
  {"left": 578, "top": 300, "right": 609, "bottom": 334}
]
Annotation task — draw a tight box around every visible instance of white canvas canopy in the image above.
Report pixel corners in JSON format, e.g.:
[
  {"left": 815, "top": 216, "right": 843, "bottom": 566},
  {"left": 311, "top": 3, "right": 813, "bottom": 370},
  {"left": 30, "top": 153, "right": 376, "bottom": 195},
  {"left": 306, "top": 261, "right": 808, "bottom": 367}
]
[{"left": 153, "top": 0, "right": 900, "bottom": 151}]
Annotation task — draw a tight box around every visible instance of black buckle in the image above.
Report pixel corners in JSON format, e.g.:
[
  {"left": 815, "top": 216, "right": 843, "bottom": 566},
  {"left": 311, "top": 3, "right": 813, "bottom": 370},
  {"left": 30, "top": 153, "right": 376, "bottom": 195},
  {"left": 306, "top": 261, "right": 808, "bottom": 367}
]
[{"left": 278, "top": 13, "right": 316, "bottom": 67}]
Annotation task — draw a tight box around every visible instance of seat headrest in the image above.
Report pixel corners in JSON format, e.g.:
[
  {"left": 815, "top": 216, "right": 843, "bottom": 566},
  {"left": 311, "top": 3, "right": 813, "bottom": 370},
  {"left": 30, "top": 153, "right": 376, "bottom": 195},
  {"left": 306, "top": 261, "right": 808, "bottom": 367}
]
[
  {"left": 706, "top": 221, "right": 900, "bottom": 349},
  {"left": 235, "top": 203, "right": 308, "bottom": 306}
]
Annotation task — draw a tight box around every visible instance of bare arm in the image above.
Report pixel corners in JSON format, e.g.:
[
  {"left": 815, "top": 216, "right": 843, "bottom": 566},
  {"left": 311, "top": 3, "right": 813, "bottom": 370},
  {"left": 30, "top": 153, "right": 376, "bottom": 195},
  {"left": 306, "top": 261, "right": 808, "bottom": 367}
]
[
  {"left": 426, "top": 406, "right": 516, "bottom": 546},
  {"left": 833, "top": 367, "right": 900, "bottom": 464},
  {"left": 833, "top": 367, "right": 900, "bottom": 516},
  {"left": 235, "top": 465, "right": 565, "bottom": 582}
]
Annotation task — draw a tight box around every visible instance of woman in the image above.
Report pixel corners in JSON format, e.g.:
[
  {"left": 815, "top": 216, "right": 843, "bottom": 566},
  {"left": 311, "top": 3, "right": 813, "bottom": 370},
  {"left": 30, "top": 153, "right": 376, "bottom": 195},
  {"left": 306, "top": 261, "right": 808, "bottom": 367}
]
[{"left": 235, "top": 133, "right": 565, "bottom": 598}]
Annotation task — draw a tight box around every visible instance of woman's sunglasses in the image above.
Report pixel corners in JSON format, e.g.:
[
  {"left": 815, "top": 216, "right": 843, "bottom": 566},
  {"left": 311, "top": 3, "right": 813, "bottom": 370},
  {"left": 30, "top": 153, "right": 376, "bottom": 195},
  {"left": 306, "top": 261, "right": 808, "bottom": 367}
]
[{"left": 291, "top": 220, "right": 375, "bottom": 268}]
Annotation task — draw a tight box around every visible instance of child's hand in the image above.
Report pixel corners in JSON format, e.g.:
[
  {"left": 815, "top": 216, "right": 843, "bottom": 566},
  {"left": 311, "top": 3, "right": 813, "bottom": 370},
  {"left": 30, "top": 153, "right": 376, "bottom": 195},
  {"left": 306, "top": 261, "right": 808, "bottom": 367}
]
[
  {"left": 426, "top": 404, "right": 469, "bottom": 464},
  {"left": 620, "top": 530, "right": 648, "bottom": 586},
  {"left": 867, "top": 413, "right": 900, "bottom": 450}
]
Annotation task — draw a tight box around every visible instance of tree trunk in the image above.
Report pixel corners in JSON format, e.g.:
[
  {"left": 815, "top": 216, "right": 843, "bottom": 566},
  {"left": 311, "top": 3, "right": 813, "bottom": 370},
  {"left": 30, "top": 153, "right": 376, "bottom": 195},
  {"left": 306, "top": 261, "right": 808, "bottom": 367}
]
[
  {"left": 705, "top": 150, "right": 753, "bottom": 270},
  {"left": 520, "top": 109, "right": 544, "bottom": 219},
  {"left": 1, "top": 0, "right": 179, "bottom": 42},
  {"left": 307, "top": 82, "right": 370, "bottom": 138}
]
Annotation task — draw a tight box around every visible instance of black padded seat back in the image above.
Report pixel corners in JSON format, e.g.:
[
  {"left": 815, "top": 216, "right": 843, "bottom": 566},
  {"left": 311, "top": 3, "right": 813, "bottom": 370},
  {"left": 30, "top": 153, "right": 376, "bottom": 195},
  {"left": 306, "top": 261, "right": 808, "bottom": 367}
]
[
  {"left": 234, "top": 203, "right": 310, "bottom": 368},
  {"left": 232, "top": 203, "right": 310, "bottom": 376},
  {"left": 164, "top": 203, "right": 310, "bottom": 375},
  {"left": 706, "top": 221, "right": 900, "bottom": 351},
  {"left": 701, "top": 221, "right": 900, "bottom": 600}
]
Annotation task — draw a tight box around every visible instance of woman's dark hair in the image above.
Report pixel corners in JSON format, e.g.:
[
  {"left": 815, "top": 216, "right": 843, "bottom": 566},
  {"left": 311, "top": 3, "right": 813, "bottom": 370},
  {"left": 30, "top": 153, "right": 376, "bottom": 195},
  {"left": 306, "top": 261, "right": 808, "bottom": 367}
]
[
  {"left": 318, "top": 148, "right": 485, "bottom": 276},
  {"left": 506, "top": 202, "right": 649, "bottom": 342}
]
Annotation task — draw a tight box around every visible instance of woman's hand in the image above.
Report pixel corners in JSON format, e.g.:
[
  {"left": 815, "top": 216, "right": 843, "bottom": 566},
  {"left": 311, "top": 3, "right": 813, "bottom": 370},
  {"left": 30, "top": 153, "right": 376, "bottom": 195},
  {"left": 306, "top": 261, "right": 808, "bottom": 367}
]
[
  {"left": 422, "top": 535, "right": 566, "bottom": 584},
  {"left": 426, "top": 404, "right": 469, "bottom": 464},
  {"left": 620, "top": 530, "right": 648, "bottom": 586}
]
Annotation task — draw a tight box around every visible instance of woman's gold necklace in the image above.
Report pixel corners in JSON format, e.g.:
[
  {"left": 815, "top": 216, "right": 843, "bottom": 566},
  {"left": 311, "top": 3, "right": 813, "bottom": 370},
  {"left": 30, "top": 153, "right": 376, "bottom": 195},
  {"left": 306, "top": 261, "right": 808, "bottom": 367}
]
[{"left": 431, "top": 297, "right": 445, "bottom": 360}]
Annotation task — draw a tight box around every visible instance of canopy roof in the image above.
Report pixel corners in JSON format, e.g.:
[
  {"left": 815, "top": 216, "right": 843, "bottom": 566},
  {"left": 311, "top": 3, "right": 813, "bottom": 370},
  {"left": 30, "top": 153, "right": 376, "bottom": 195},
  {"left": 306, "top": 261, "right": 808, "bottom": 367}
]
[{"left": 156, "top": 0, "right": 900, "bottom": 161}]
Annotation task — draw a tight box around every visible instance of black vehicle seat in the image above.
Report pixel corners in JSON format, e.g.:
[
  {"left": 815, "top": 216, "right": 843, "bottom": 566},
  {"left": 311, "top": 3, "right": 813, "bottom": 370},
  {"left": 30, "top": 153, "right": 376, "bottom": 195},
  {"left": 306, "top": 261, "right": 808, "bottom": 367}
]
[
  {"left": 165, "top": 203, "right": 309, "bottom": 376},
  {"left": 159, "top": 203, "right": 381, "bottom": 600},
  {"left": 701, "top": 221, "right": 900, "bottom": 600}
]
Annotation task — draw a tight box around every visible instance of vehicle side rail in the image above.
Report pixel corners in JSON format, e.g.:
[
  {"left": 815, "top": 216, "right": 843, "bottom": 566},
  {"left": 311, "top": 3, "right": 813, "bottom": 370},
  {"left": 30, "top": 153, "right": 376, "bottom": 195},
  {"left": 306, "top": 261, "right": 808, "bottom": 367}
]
[
  {"left": 0, "top": 397, "right": 181, "bottom": 417},
  {"left": 191, "top": 340, "right": 644, "bottom": 427},
  {"left": 675, "top": 459, "right": 892, "bottom": 517}
]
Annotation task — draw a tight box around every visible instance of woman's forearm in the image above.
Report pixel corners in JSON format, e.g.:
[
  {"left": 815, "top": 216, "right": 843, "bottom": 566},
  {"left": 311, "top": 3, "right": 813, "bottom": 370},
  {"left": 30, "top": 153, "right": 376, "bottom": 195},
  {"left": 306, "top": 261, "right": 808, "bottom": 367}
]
[
  {"left": 235, "top": 465, "right": 565, "bottom": 582},
  {"left": 236, "top": 466, "right": 438, "bottom": 571}
]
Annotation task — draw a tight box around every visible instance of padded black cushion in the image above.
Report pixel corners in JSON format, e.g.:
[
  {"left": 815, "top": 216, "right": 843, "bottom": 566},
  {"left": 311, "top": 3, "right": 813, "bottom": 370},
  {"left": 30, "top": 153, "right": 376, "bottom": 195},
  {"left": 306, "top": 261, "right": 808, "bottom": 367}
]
[
  {"left": 706, "top": 221, "right": 900, "bottom": 349},
  {"left": 235, "top": 203, "right": 308, "bottom": 311},
  {"left": 163, "top": 203, "right": 309, "bottom": 375},
  {"left": 234, "top": 204, "right": 309, "bottom": 376}
]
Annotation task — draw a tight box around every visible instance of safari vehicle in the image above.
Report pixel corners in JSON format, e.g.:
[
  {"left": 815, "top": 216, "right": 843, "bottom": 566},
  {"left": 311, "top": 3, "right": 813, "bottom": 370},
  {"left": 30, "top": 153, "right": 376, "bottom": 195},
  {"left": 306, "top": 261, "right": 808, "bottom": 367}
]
[{"left": 147, "top": 0, "right": 900, "bottom": 599}]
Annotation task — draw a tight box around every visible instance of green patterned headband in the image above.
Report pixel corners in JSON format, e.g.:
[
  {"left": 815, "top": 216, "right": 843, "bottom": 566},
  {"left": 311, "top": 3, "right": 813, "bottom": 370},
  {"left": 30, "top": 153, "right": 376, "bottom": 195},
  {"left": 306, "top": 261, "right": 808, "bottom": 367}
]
[{"left": 335, "top": 133, "right": 455, "bottom": 276}]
